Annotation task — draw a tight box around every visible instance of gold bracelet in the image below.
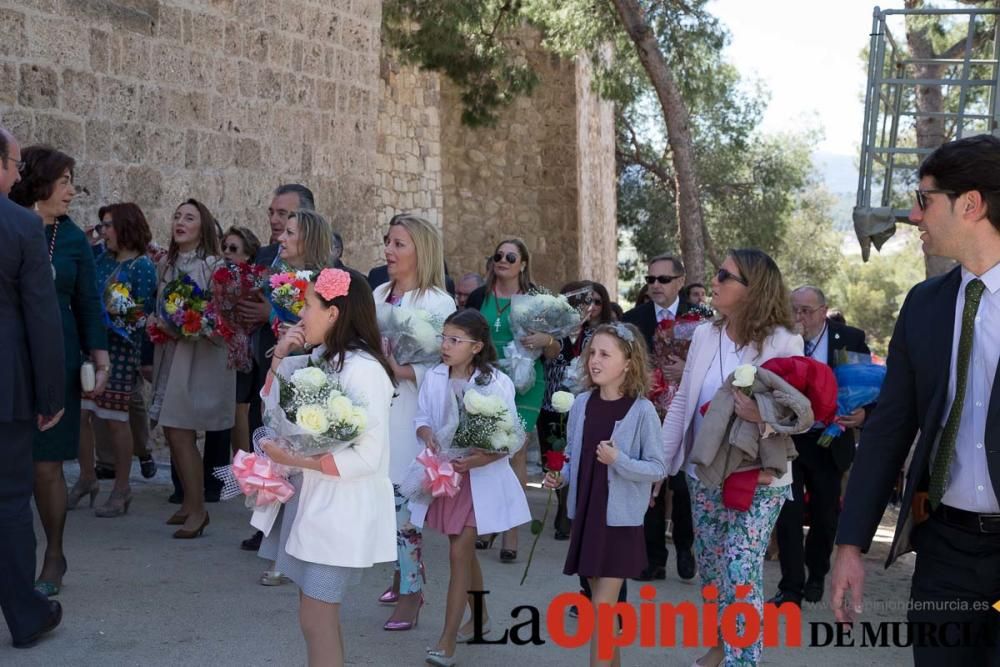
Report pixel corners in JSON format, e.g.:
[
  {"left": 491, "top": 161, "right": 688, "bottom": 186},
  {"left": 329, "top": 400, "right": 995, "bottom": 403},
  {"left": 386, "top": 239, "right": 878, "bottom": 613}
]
[{"left": 96, "top": 365, "right": 111, "bottom": 372}]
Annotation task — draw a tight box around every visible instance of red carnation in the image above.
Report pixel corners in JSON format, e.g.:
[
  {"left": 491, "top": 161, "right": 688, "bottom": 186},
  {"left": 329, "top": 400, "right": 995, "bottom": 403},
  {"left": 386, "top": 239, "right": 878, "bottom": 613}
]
[
  {"left": 213, "top": 267, "right": 233, "bottom": 284},
  {"left": 543, "top": 450, "right": 568, "bottom": 473},
  {"left": 182, "top": 309, "right": 202, "bottom": 334}
]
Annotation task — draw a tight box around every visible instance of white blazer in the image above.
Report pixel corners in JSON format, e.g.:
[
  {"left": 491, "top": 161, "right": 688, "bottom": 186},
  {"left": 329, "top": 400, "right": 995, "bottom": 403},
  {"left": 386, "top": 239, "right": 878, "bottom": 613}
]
[
  {"left": 253, "top": 349, "right": 397, "bottom": 568},
  {"left": 408, "top": 364, "right": 531, "bottom": 534},
  {"left": 372, "top": 283, "right": 457, "bottom": 484},
  {"left": 661, "top": 322, "right": 803, "bottom": 485}
]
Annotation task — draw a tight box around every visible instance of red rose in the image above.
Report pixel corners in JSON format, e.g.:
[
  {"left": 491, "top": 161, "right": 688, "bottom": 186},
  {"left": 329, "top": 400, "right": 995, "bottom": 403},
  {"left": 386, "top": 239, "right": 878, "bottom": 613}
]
[
  {"left": 656, "top": 318, "right": 675, "bottom": 331},
  {"left": 182, "top": 309, "right": 202, "bottom": 334},
  {"left": 213, "top": 267, "right": 233, "bottom": 284},
  {"left": 543, "top": 450, "right": 568, "bottom": 473}
]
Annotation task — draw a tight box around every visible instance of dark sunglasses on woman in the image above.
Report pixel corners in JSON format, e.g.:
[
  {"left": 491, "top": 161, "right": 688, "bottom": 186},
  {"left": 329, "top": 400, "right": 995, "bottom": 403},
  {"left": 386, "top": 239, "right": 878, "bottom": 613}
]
[
  {"left": 493, "top": 251, "right": 519, "bottom": 264},
  {"left": 716, "top": 267, "right": 748, "bottom": 286}
]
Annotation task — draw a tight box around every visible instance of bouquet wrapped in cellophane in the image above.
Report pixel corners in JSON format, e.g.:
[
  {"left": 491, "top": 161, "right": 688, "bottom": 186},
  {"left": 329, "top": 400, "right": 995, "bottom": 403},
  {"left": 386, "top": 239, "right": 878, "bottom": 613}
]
[
  {"left": 149, "top": 272, "right": 218, "bottom": 342},
  {"left": 648, "top": 303, "right": 714, "bottom": 419},
  {"left": 500, "top": 292, "right": 586, "bottom": 393},
  {"left": 376, "top": 303, "right": 445, "bottom": 366},
  {"left": 103, "top": 278, "right": 147, "bottom": 342},
  {"left": 211, "top": 261, "right": 268, "bottom": 372}
]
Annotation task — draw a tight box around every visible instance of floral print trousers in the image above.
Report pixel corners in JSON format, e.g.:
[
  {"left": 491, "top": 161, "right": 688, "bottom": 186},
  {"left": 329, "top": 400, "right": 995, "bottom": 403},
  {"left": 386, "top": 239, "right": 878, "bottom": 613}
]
[
  {"left": 688, "top": 474, "right": 790, "bottom": 667},
  {"left": 394, "top": 485, "right": 424, "bottom": 595}
]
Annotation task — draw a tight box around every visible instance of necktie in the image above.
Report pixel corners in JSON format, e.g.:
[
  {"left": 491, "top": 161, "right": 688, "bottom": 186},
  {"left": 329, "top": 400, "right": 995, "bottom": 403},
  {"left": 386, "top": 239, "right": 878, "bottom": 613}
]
[
  {"left": 804, "top": 338, "right": 817, "bottom": 357},
  {"left": 929, "top": 278, "right": 986, "bottom": 509}
]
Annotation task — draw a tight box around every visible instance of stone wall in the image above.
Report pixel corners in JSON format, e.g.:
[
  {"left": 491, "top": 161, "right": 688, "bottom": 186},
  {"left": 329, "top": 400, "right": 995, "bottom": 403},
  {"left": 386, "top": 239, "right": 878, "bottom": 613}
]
[{"left": 0, "top": 0, "right": 381, "bottom": 261}]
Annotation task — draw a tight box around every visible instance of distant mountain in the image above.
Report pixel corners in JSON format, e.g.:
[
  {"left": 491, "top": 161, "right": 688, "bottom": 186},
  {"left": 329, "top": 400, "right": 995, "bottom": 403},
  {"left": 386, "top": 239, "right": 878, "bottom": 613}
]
[{"left": 813, "top": 150, "right": 859, "bottom": 232}]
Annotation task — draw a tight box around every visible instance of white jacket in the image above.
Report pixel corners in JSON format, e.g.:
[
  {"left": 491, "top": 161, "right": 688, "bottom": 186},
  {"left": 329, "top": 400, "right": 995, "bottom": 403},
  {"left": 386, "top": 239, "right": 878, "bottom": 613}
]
[
  {"left": 409, "top": 364, "right": 531, "bottom": 534},
  {"left": 372, "top": 283, "right": 457, "bottom": 484},
  {"left": 252, "top": 349, "right": 397, "bottom": 568},
  {"left": 661, "top": 323, "right": 803, "bottom": 485}
]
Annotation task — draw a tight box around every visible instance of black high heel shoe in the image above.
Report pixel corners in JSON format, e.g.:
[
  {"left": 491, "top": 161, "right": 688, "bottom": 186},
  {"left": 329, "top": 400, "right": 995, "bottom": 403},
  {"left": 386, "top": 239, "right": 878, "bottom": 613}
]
[{"left": 475, "top": 534, "right": 498, "bottom": 550}]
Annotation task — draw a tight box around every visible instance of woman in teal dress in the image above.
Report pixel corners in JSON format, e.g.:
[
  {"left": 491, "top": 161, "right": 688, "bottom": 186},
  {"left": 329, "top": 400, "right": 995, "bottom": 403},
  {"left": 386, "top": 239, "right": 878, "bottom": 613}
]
[
  {"left": 466, "top": 238, "right": 559, "bottom": 562},
  {"left": 77, "top": 203, "right": 157, "bottom": 519},
  {"left": 10, "top": 146, "right": 110, "bottom": 596}
]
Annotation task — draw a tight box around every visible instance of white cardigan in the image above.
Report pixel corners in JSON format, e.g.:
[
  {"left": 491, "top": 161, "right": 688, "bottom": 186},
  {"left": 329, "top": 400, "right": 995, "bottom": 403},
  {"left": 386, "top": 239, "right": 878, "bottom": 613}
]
[
  {"left": 372, "top": 283, "right": 457, "bottom": 484},
  {"left": 252, "top": 350, "right": 397, "bottom": 568},
  {"left": 661, "top": 322, "right": 803, "bottom": 486},
  {"left": 409, "top": 364, "right": 531, "bottom": 534}
]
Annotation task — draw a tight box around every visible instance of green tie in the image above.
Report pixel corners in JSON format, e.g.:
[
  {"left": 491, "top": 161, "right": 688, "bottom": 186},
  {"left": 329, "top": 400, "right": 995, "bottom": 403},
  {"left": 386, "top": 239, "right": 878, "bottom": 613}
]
[{"left": 929, "top": 278, "right": 986, "bottom": 509}]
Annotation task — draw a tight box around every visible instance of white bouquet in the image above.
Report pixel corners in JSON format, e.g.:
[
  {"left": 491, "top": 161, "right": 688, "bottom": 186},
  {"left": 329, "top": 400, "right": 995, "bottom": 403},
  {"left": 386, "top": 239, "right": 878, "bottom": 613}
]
[
  {"left": 376, "top": 303, "right": 445, "bottom": 366},
  {"left": 453, "top": 388, "right": 523, "bottom": 453},
  {"left": 500, "top": 292, "right": 583, "bottom": 394},
  {"left": 263, "top": 363, "right": 370, "bottom": 455}
]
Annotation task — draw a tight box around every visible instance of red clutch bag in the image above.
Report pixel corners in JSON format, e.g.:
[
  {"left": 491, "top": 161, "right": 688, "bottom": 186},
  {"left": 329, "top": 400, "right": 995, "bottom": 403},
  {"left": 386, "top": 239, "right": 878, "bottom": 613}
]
[{"left": 722, "top": 468, "right": 759, "bottom": 511}]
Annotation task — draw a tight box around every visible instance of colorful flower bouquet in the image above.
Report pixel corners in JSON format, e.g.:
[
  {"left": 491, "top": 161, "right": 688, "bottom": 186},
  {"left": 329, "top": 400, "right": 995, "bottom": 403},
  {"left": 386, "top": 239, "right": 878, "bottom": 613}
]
[
  {"left": 266, "top": 363, "right": 370, "bottom": 456},
  {"left": 376, "top": 303, "right": 445, "bottom": 366},
  {"left": 649, "top": 303, "right": 715, "bottom": 419},
  {"left": 103, "top": 280, "right": 147, "bottom": 342},
  {"left": 212, "top": 262, "right": 268, "bottom": 372},
  {"left": 150, "top": 272, "right": 217, "bottom": 342},
  {"left": 266, "top": 270, "right": 311, "bottom": 337}
]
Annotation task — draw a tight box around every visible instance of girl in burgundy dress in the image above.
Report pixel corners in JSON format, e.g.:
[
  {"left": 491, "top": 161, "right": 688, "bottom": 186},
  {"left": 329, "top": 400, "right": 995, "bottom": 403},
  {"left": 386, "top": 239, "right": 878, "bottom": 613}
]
[
  {"left": 544, "top": 322, "right": 666, "bottom": 667},
  {"left": 413, "top": 310, "right": 530, "bottom": 666}
]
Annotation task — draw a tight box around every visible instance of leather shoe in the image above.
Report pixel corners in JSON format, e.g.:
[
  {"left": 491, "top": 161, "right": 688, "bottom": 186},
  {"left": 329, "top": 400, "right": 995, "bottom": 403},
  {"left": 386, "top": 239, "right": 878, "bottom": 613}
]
[
  {"left": 804, "top": 579, "right": 824, "bottom": 603},
  {"left": 241, "top": 530, "right": 264, "bottom": 551},
  {"left": 767, "top": 590, "right": 802, "bottom": 608},
  {"left": 634, "top": 565, "right": 666, "bottom": 581},
  {"left": 676, "top": 548, "right": 697, "bottom": 581},
  {"left": 13, "top": 600, "right": 62, "bottom": 648}
]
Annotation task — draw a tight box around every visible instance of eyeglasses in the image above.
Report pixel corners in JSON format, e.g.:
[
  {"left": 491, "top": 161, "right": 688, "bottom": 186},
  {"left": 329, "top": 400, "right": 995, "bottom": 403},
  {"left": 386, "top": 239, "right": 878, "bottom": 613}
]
[
  {"left": 914, "top": 188, "right": 957, "bottom": 211},
  {"left": 792, "top": 305, "right": 823, "bottom": 316},
  {"left": 645, "top": 274, "right": 682, "bottom": 285},
  {"left": 2, "top": 155, "right": 24, "bottom": 172},
  {"left": 94, "top": 221, "right": 110, "bottom": 231},
  {"left": 493, "top": 252, "right": 519, "bottom": 264},
  {"left": 591, "top": 299, "right": 603, "bottom": 306},
  {"left": 716, "top": 268, "right": 748, "bottom": 286},
  {"left": 223, "top": 244, "right": 243, "bottom": 254},
  {"left": 437, "top": 334, "right": 479, "bottom": 346}
]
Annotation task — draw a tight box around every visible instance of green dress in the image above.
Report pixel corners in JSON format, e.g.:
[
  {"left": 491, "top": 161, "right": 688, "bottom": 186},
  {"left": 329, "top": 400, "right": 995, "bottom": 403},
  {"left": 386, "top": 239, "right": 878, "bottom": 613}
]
[
  {"left": 35, "top": 217, "right": 108, "bottom": 461},
  {"left": 481, "top": 293, "right": 545, "bottom": 431}
]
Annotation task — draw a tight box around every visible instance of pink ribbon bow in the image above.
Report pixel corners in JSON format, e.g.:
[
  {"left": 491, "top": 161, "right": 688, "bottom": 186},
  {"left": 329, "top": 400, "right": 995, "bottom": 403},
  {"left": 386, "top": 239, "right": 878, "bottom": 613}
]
[
  {"left": 232, "top": 450, "right": 295, "bottom": 507},
  {"left": 416, "top": 448, "right": 462, "bottom": 498}
]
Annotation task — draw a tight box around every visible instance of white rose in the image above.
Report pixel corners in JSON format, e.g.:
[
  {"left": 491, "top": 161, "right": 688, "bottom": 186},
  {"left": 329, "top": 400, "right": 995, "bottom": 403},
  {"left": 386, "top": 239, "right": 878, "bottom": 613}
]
[
  {"left": 732, "top": 364, "right": 757, "bottom": 388},
  {"left": 296, "top": 405, "right": 329, "bottom": 435},
  {"left": 463, "top": 390, "right": 485, "bottom": 415},
  {"left": 326, "top": 394, "right": 354, "bottom": 421},
  {"left": 551, "top": 390, "right": 575, "bottom": 414},
  {"left": 489, "top": 429, "right": 514, "bottom": 452},
  {"left": 479, "top": 395, "right": 505, "bottom": 417},
  {"left": 291, "top": 367, "right": 327, "bottom": 392},
  {"left": 348, "top": 407, "right": 368, "bottom": 432}
]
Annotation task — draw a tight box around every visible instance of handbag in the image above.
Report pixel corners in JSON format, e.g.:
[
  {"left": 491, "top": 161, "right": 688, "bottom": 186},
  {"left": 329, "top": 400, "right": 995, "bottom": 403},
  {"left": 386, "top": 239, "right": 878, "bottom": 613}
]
[
  {"left": 722, "top": 468, "right": 759, "bottom": 511},
  {"left": 80, "top": 361, "right": 96, "bottom": 393}
]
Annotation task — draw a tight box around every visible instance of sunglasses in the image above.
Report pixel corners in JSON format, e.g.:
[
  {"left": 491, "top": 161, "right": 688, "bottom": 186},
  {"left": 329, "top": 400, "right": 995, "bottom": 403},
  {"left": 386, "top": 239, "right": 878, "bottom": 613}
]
[
  {"left": 591, "top": 299, "right": 603, "bottom": 306},
  {"left": 716, "top": 268, "right": 748, "bottom": 286},
  {"left": 645, "top": 274, "right": 682, "bottom": 285},
  {"left": 493, "top": 252, "right": 520, "bottom": 264},
  {"left": 223, "top": 243, "right": 243, "bottom": 254},
  {"left": 914, "top": 188, "right": 957, "bottom": 211}
]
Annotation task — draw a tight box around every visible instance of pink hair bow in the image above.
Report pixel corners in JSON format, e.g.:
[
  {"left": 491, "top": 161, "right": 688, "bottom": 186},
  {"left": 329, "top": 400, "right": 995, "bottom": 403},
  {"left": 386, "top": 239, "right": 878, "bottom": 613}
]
[
  {"left": 231, "top": 450, "right": 295, "bottom": 507},
  {"left": 416, "top": 448, "right": 462, "bottom": 498}
]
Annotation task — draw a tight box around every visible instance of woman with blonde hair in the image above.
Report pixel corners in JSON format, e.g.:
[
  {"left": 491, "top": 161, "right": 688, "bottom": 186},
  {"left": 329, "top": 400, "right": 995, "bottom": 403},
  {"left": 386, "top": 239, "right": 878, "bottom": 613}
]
[
  {"left": 373, "top": 213, "right": 456, "bottom": 631},
  {"left": 661, "top": 248, "right": 805, "bottom": 667}
]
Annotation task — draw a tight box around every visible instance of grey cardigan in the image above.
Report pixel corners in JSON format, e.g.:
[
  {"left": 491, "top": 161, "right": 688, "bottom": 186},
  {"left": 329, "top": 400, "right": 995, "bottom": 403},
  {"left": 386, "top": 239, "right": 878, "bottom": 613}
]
[{"left": 564, "top": 391, "right": 667, "bottom": 527}]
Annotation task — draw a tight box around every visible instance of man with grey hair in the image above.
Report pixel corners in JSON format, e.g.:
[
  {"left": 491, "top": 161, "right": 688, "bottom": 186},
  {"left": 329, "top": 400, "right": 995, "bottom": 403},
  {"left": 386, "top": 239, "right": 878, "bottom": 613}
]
[
  {"left": 0, "top": 125, "right": 65, "bottom": 647},
  {"left": 455, "top": 272, "right": 485, "bottom": 308},
  {"left": 769, "top": 284, "right": 869, "bottom": 607}
]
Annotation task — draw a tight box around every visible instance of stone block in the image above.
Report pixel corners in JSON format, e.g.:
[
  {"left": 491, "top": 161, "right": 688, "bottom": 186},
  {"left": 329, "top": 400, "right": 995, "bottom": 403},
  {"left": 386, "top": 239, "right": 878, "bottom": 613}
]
[
  {"left": 19, "top": 65, "right": 58, "bottom": 109},
  {"left": 0, "top": 63, "right": 16, "bottom": 106},
  {"left": 61, "top": 69, "right": 100, "bottom": 117},
  {"left": 189, "top": 11, "right": 225, "bottom": 50},
  {"left": 156, "top": 4, "right": 183, "bottom": 41},
  {"left": 99, "top": 77, "right": 142, "bottom": 122},
  {"left": 35, "top": 113, "right": 85, "bottom": 156},
  {"left": 84, "top": 119, "right": 112, "bottom": 162},
  {"left": 146, "top": 127, "right": 186, "bottom": 166},
  {"left": 200, "top": 131, "right": 233, "bottom": 168},
  {"left": 269, "top": 31, "right": 292, "bottom": 69},
  {"left": 126, "top": 165, "right": 164, "bottom": 210},
  {"left": 257, "top": 67, "right": 283, "bottom": 102},
  {"left": 89, "top": 29, "right": 111, "bottom": 73},
  {"left": 224, "top": 21, "right": 242, "bottom": 58},
  {"left": 111, "top": 123, "right": 147, "bottom": 164},
  {"left": 63, "top": 0, "right": 159, "bottom": 36},
  {"left": 234, "top": 137, "right": 261, "bottom": 168},
  {"left": 0, "top": 8, "right": 26, "bottom": 58},
  {"left": 245, "top": 29, "right": 270, "bottom": 63}
]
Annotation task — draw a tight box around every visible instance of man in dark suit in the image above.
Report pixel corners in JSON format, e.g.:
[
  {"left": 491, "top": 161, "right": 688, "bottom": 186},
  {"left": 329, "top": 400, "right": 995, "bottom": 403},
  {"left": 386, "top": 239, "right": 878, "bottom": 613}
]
[
  {"left": 0, "top": 126, "right": 65, "bottom": 647},
  {"left": 769, "top": 286, "right": 869, "bottom": 607},
  {"left": 622, "top": 254, "right": 696, "bottom": 582},
  {"left": 832, "top": 134, "right": 1000, "bottom": 665}
]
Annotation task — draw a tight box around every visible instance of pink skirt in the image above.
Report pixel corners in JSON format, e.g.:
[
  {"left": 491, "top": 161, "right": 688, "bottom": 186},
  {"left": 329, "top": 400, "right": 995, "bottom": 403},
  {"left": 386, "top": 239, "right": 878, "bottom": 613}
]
[{"left": 424, "top": 476, "right": 477, "bottom": 536}]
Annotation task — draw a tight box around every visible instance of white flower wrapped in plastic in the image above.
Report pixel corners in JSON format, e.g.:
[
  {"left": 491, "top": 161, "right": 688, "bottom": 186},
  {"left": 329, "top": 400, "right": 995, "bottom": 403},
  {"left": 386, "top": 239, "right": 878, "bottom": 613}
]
[
  {"left": 262, "top": 356, "right": 374, "bottom": 456},
  {"left": 499, "top": 292, "right": 583, "bottom": 394},
  {"left": 376, "top": 303, "right": 445, "bottom": 366}
]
